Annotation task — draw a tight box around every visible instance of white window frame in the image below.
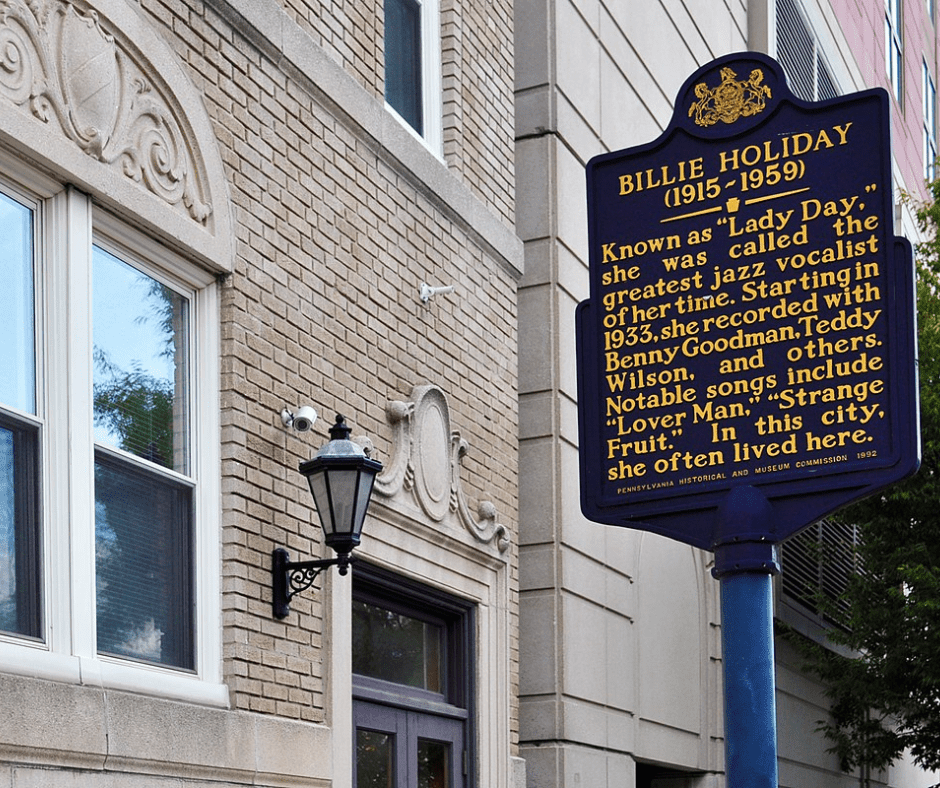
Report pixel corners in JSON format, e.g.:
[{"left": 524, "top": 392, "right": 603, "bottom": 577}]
[
  {"left": 925, "top": 59, "right": 937, "bottom": 180},
  {"left": 384, "top": 0, "right": 443, "bottom": 157},
  {"left": 0, "top": 156, "right": 224, "bottom": 706},
  {"left": 886, "top": 0, "right": 904, "bottom": 102}
]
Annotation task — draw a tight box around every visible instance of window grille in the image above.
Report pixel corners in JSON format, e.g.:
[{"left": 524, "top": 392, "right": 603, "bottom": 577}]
[
  {"left": 781, "top": 518, "right": 863, "bottom": 625},
  {"left": 776, "top": 0, "right": 839, "bottom": 101}
]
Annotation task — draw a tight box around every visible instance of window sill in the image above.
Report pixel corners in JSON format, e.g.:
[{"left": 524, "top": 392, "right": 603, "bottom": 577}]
[
  {"left": 0, "top": 641, "right": 229, "bottom": 707},
  {"left": 384, "top": 102, "right": 445, "bottom": 164}
]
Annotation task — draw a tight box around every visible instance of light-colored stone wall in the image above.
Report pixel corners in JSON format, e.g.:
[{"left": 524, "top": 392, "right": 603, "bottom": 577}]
[{"left": 516, "top": 1, "right": 747, "bottom": 782}]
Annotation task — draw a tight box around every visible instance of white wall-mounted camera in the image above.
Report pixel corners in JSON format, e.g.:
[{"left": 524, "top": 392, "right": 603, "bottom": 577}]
[{"left": 281, "top": 405, "right": 318, "bottom": 433}]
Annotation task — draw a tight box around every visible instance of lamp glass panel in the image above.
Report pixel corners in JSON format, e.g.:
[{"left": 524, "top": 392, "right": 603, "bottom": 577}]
[
  {"left": 325, "top": 467, "right": 360, "bottom": 536},
  {"left": 308, "top": 469, "right": 334, "bottom": 533},
  {"left": 352, "top": 472, "right": 377, "bottom": 535}
]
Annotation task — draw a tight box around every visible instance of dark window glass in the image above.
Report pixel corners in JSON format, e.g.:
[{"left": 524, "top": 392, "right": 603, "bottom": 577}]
[
  {"left": 0, "top": 415, "right": 41, "bottom": 638},
  {"left": 885, "top": 0, "right": 904, "bottom": 101},
  {"left": 94, "top": 451, "right": 194, "bottom": 668},
  {"left": 418, "top": 738, "right": 450, "bottom": 788},
  {"left": 357, "top": 729, "right": 395, "bottom": 788},
  {"left": 385, "top": 0, "right": 423, "bottom": 135},
  {"left": 353, "top": 598, "right": 443, "bottom": 691}
]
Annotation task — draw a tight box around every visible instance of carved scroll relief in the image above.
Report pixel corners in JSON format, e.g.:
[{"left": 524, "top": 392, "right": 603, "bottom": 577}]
[
  {"left": 0, "top": 0, "right": 212, "bottom": 223},
  {"left": 366, "top": 385, "right": 509, "bottom": 553}
]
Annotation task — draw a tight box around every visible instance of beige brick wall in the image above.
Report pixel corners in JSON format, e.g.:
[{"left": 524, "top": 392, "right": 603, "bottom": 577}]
[
  {"left": 268, "top": 0, "right": 516, "bottom": 226},
  {"left": 442, "top": 0, "right": 516, "bottom": 224},
  {"left": 138, "top": 0, "right": 519, "bottom": 741},
  {"left": 276, "top": 0, "right": 385, "bottom": 99}
]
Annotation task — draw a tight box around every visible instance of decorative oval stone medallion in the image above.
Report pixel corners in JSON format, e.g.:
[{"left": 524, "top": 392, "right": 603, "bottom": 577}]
[{"left": 413, "top": 389, "right": 451, "bottom": 522}]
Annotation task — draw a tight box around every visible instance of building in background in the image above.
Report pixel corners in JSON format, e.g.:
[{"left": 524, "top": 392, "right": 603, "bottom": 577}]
[
  {"left": 515, "top": 0, "right": 939, "bottom": 786},
  {"left": 0, "top": 0, "right": 522, "bottom": 786},
  {"left": 1, "top": 0, "right": 939, "bottom": 787}
]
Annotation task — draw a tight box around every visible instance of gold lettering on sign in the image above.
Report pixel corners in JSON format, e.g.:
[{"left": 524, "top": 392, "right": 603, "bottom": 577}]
[
  {"left": 597, "top": 99, "right": 891, "bottom": 491},
  {"left": 689, "top": 68, "right": 772, "bottom": 127}
]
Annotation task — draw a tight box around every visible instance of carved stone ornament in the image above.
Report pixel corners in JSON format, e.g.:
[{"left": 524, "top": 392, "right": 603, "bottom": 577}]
[
  {"left": 366, "top": 385, "right": 509, "bottom": 553},
  {"left": 688, "top": 66, "right": 772, "bottom": 127},
  {"left": 0, "top": 0, "right": 212, "bottom": 223}
]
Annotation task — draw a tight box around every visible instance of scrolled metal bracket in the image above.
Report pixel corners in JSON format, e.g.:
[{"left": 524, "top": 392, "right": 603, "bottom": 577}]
[{"left": 271, "top": 548, "right": 355, "bottom": 619}]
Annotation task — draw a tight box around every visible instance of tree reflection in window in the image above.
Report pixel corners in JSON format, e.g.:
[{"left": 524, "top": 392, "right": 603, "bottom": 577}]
[
  {"left": 352, "top": 599, "right": 443, "bottom": 692},
  {"left": 92, "top": 246, "right": 189, "bottom": 472},
  {"left": 356, "top": 729, "right": 394, "bottom": 788},
  {"left": 92, "top": 247, "right": 193, "bottom": 669}
]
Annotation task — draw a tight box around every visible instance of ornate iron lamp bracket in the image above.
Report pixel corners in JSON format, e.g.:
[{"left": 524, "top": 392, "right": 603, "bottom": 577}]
[{"left": 271, "top": 548, "right": 355, "bottom": 619}]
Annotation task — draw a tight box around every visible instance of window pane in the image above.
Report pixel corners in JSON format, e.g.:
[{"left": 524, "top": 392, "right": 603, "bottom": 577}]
[
  {"left": 95, "top": 451, "right": 193, "bottom": 668},
  {"left": 385, "top": 0, "right": 424, "bottom": 135},
  {"left": 0, "top": 190, "right": 35, "bottom": 414},
  {"left": 418, "top": 739, "right": 450, "bottom": 788},
  {"left": 353, "top": 599, "right": 444, "bottom": 692},
  {"left": 0, "top": 417, "right": 41, "bottom": 638},
  {"left": 93, "top": 246, "right": 190, "bottom": 473},
  {"left": 357, "top": 729, "right": 394, "bottom": 788}
]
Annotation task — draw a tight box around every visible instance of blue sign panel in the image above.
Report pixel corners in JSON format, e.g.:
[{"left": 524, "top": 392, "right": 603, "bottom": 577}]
[{"left": 577, "top": 52, "right": 920, "bottom": 550}]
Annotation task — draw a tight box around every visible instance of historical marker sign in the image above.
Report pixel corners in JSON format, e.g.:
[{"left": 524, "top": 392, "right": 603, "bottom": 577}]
[{"left": 576, "top": 52, "right": 920, "bottom": 549}]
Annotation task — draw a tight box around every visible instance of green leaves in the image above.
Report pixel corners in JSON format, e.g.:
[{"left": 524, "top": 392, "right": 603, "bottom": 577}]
[{"left": 797, "top": 184, "right": 940, "bottom": 773}]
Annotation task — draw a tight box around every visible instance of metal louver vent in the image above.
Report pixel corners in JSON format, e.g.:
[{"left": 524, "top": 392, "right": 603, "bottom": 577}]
[
  {"left": 816, "top": 54, "right": 838, "bottom": 100},
  {"left": 776, "top": 0, "right": 840, "bottom": 101},
  {"left": 781, "top": 519, "right": 862, "bottom": 624},
  {"left": 777, "top": 0, "right": 815, "bottom": 100}
]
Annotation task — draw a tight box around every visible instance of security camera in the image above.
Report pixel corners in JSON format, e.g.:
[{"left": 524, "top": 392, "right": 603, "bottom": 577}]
[
  {"left": 292, "top": 406, "right": 317, "bottom": 432},
  {"left": 280, "top": 405, "right": 318, "bottom": 433}
]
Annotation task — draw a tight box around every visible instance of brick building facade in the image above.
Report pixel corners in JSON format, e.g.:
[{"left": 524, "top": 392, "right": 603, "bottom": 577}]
[{"left": 0, "top": 0, "right": 522, "bottom": 785}]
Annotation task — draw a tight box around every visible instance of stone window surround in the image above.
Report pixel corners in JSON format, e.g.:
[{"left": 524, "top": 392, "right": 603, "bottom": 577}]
[
  {"left": 0, "top": 0, "right": 235, "bottom": 276},
  {"left": 0, "top": 161, "right": 225, "bottom": 706}
]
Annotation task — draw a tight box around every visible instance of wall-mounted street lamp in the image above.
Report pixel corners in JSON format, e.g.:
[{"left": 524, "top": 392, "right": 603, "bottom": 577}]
[{"left": 272, "top": 414, "right": 383, "bottom": 619}]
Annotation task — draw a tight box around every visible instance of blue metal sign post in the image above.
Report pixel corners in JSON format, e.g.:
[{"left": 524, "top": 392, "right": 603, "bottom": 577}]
[
  {"left": 576, "top": 52, "right": 920, "bottom": 785},
  {"left": 714, "top": 485, "right": 779, "bottom": 787},
  {"left": 720, "top": 567, "right": 778, "bottom": 787}
]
